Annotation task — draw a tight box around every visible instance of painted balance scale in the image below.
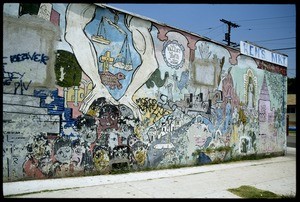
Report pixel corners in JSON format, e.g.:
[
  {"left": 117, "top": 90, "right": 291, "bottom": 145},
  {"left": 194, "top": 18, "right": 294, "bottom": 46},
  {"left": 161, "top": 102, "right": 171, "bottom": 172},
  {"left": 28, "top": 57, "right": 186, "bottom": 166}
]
[{"left": 92, "top": 16, "right": 133, "bottom": 71}]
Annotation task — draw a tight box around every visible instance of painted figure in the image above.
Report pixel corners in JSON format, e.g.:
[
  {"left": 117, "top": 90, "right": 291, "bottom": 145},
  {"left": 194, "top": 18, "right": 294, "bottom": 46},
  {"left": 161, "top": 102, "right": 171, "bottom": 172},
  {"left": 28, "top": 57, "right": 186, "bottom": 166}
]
[{"left": 65, "top": 3, "right": 159, "bottom": 120}]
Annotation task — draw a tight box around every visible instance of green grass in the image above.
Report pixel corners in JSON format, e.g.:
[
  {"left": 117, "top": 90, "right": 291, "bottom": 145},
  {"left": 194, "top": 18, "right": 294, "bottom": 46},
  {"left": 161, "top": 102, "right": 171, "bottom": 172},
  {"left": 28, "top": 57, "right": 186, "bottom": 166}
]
[
  {"left": 227, "top": 185, "right": 295, "bottom": 198},
  {"left": 288, "top": 131, "right": 296, "bottom": 136}
]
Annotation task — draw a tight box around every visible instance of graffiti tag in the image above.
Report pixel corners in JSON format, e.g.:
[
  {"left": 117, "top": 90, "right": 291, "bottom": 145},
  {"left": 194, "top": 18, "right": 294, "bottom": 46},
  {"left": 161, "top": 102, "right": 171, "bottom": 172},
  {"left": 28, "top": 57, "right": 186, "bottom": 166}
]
[
  {"left": 3, "top": 69, "right": 32, "bottom": 95},
  {"left": 10, "top": 52, "right": 49, "bottom": 65}
]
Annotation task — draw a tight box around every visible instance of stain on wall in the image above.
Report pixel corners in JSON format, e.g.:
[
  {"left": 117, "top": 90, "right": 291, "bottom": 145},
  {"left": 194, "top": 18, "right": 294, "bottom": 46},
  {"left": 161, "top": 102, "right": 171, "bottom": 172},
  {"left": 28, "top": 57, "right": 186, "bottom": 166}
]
[{"left": 3, "top": 3, "right": 287, "bottom": 182}]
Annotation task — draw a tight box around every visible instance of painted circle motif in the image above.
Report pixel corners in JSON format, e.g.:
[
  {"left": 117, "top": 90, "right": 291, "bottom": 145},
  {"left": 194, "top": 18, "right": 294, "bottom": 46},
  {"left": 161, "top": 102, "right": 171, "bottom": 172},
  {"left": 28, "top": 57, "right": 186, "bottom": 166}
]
[{"left": 162, "top": 40, "right": 185, "bottom": 69}]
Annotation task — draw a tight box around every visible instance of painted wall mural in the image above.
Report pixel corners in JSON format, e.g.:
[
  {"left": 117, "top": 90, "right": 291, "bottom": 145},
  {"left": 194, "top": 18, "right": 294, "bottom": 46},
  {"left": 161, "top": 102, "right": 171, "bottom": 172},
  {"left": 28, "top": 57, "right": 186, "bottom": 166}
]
[{"left": 3, "top": 3, "right": 287, "bottom": 182}]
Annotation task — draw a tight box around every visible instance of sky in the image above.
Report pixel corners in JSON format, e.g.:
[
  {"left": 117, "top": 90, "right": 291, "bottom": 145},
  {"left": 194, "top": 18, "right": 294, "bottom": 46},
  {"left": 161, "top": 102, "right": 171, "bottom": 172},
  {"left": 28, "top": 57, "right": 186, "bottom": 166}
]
[{"left": 108, "top": 3, "right": 296, "bottom": 78}]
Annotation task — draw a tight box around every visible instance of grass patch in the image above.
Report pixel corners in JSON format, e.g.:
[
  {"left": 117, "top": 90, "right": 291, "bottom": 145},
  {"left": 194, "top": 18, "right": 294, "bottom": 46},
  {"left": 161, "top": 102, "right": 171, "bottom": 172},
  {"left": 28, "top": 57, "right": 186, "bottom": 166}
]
[
  {"left": 288, "top": 131, "right": 296, "bottom": 136},
  {"left": 227, "top": 185, "right": 294, "bottom": 198}
]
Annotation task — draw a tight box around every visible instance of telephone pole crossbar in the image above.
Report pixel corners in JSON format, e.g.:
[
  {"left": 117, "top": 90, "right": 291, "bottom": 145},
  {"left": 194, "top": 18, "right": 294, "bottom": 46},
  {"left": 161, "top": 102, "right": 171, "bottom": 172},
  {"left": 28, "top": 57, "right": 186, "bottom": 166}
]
[{"left": 220, "top": 19, "right": 240, "bottom": 46}]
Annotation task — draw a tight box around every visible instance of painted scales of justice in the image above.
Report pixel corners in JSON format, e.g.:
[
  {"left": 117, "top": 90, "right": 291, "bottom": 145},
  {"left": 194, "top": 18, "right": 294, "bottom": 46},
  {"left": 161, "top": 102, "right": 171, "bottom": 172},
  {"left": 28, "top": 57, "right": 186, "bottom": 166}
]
[{"left": 92, "top": 16, "right": 133, "bottom": 71}]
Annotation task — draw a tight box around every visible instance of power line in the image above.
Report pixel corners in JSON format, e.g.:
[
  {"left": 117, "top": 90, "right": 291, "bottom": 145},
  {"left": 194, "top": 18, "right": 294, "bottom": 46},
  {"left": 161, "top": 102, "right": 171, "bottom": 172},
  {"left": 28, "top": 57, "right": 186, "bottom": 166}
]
[
  {"left": 253, "top": 37, "right": 295, "bottom": 43},
  {"left": 244, "top": 26, "right": 294, "bottom": 31},
  {"left": 202, "top": 24, "right": 223, "bottom": 35},
  {"left": 236, "top": 15, "right": 295, "bottom": 22},
  {"left": 272, "top": 47, "right": 296, "bottom": 51}
]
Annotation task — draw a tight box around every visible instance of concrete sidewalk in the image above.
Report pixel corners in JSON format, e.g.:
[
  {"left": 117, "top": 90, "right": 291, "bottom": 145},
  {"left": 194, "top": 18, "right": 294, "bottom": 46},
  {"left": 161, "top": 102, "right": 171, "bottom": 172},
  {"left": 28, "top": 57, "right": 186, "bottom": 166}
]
[{"left": 3, "top": 147, "right": 296, "bottom": 198}]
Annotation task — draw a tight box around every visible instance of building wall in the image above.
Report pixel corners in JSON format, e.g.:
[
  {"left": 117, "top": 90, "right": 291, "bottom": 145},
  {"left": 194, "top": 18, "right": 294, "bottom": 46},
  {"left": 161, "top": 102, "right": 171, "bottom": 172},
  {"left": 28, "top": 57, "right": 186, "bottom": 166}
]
[{"left": 3, "top": 3, "right": 288, "bottom": 182}]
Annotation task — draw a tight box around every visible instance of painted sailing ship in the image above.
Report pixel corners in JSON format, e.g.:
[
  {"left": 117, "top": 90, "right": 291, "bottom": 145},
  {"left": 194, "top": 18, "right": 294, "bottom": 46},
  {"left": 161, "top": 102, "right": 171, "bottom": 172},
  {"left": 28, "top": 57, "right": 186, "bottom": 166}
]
[{"left": 91, "top": 16, "right": 111, "bottom": 45}]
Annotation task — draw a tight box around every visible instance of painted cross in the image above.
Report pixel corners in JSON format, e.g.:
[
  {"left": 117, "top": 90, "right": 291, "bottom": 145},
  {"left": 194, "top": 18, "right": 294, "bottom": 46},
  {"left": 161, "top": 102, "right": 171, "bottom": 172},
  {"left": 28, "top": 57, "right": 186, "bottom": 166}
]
[{"left": 100, "top": 51, "right": 114, "bottom": 72}]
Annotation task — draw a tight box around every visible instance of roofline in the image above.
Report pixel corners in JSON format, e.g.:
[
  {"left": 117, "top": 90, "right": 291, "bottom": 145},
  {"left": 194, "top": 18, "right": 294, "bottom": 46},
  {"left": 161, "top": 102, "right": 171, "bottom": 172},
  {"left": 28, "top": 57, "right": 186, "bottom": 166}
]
[{"left": 94, "top": 3, "right": 240, "bottom": 52}]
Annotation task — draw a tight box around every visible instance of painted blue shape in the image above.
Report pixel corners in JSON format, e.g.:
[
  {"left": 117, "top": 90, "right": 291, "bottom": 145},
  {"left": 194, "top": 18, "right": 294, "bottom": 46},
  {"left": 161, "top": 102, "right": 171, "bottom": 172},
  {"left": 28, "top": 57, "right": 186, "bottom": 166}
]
[
  {"left": 34, "top": 88, "right": 76, "bottom": 134},
  {"left": 63, "top": 108, "right": 76, "bottom": 128},
  {"left": 34, "top": 89, "right": 64, "bottom": 115},
  {"left": 84, "top": 8, "right": 142, "bottom": 101},
  {"left": 198, "top": 152, "right": 212, "bottom": 165},
  {"left": 177, "top": 70, "right": 189, "bottom": 92},
  {"left": 203, "top": 136, "right": 212, "bottom": 148}
]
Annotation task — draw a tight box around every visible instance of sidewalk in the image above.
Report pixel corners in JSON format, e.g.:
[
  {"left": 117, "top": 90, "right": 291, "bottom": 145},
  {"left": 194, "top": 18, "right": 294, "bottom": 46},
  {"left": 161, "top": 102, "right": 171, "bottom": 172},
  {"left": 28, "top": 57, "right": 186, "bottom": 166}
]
[{"left": 3, "top": 147, "right": 296, "bottom": 198}]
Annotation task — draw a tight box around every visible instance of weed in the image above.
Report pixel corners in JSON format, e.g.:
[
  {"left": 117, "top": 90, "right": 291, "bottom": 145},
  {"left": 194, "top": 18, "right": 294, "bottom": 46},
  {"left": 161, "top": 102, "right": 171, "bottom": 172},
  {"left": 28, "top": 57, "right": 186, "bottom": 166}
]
[{"left": 227, "top": 185, "right": 295, "bottom": 198}]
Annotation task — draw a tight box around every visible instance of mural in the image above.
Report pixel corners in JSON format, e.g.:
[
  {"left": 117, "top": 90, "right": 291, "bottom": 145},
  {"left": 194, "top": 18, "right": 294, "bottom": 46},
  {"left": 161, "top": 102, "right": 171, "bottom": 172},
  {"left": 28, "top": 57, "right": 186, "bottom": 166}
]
[{"left": 3, "top": 3, "right": 287, "bottom": 182}]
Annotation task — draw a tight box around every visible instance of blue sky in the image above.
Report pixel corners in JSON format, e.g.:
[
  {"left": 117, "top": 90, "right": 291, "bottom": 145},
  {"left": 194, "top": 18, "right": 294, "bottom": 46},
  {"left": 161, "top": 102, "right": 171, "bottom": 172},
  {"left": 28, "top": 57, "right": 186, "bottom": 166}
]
[{"left": 108, "top": 3, "right": 296, "bottom": 78}]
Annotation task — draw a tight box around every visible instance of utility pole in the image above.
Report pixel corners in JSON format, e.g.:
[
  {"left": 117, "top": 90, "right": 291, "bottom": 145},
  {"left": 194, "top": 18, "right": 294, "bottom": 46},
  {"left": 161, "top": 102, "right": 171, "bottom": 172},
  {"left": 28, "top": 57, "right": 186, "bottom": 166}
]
[{"left": 220, "top": 19, "right": 240, "bottom": 46}]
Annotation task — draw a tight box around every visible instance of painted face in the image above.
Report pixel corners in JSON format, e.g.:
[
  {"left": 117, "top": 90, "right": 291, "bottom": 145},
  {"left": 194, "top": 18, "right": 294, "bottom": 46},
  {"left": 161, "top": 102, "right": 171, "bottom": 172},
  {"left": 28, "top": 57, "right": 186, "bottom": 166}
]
[
  {"left": 81, "top": 127, "right": 97, "bottom": 143},
  {"left": 99, "top": 112, "right": 118, "bottom": 127},
  {"left": 98, "top": 105, "right": 119, "bottom": 130},
  {"left": 71, "top": 145, "right": 84, "bottom": 166},
  {"left": 38, "top": 156, "right": 52, "bottom": 175},
  {"left": 93, "top": 149, "right": 110, "bottom": 173},
  {"left": 32, "top": 139, "right": 48, "bottom": 159},
  {"left": 132, "top": 141, "right": 147, "bottom": 166},
  {"left": 133, "top": 148, "right": 147, "bottom": 165},
  {"left": 119, "top": 104, "right": 134, "bottom": 119},
  {"left": 108, "top": 132, "right": 119, "bottom": 148},
  {"left": 55, "top": 146, "right": 72, "bottom": 163},
  {"left": 112, "top": 146, "right": 129, "bottom": 159},
  {"left": 75, "top": 115, "right": 97, "bottom": 143},
  {"left": 128, "top": 135, "right": 138, "bottom": 147}
]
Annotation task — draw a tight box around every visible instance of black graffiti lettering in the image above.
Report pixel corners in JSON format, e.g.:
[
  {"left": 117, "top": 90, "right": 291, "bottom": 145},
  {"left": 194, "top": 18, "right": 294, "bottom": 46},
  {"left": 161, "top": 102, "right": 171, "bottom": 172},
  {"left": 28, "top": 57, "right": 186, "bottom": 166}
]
[
  {"left": 3, "top": 71, "right": 24, "bottom": 86},
  {"left": 22, "top": 80, "right": 32, "bottom": 91},
  {"left": 13, "top": 79, "right": 32, "bottom": 95},
  {"left": 22, "top": 53, "right": 29, "bottom": 61},
  {"left": 14, "top": 82, "right": 21, "bottom": 94},
  {"left": 13, "top": 157, "right": 18, "bottom": 165},
  {"left": 40, "top": 54, "right": 49, "bottom": 65},
  {"left": 10, "top": 52, "right": 49, "bottom": 65}
]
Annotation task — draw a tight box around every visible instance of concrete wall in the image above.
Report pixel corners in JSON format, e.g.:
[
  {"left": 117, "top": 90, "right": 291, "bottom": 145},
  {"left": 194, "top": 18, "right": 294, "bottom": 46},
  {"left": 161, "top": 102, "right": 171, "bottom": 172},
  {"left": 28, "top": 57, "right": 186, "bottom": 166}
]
[{"left": 3, "top": 3, "right": 288, "bottom": 182}]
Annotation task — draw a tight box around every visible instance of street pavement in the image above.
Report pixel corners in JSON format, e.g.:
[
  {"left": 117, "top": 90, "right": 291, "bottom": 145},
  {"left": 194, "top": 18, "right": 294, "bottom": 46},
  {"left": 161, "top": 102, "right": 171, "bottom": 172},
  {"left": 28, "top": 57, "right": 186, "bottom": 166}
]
[{"left": 2, "top": 147, "right": 296, "bottom": 198}]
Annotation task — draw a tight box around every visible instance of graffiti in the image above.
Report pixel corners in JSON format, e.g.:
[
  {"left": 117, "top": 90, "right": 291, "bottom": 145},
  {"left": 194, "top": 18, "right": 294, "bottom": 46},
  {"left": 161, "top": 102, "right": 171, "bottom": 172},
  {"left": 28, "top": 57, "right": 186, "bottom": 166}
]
[
  {"left": 3, "top": 69, "right": 24, "bottom": 86},
  {"left": 3, "top": 57, "right": 32, "bottom": 95},
  {"left": 3, "top": 69, "right": 32, "bottom": 94},
  {"left": 2, "top": 3, "right": 288, "bottom": 182},
  {"left": 10, "top": 52, "right": 49, "bottom": 65},
  {"left": 3, "top": 59, "right": 26, "bottom": 90},
  {"left": 14, "top": 79, "right": 32, "bottom": 95}
]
